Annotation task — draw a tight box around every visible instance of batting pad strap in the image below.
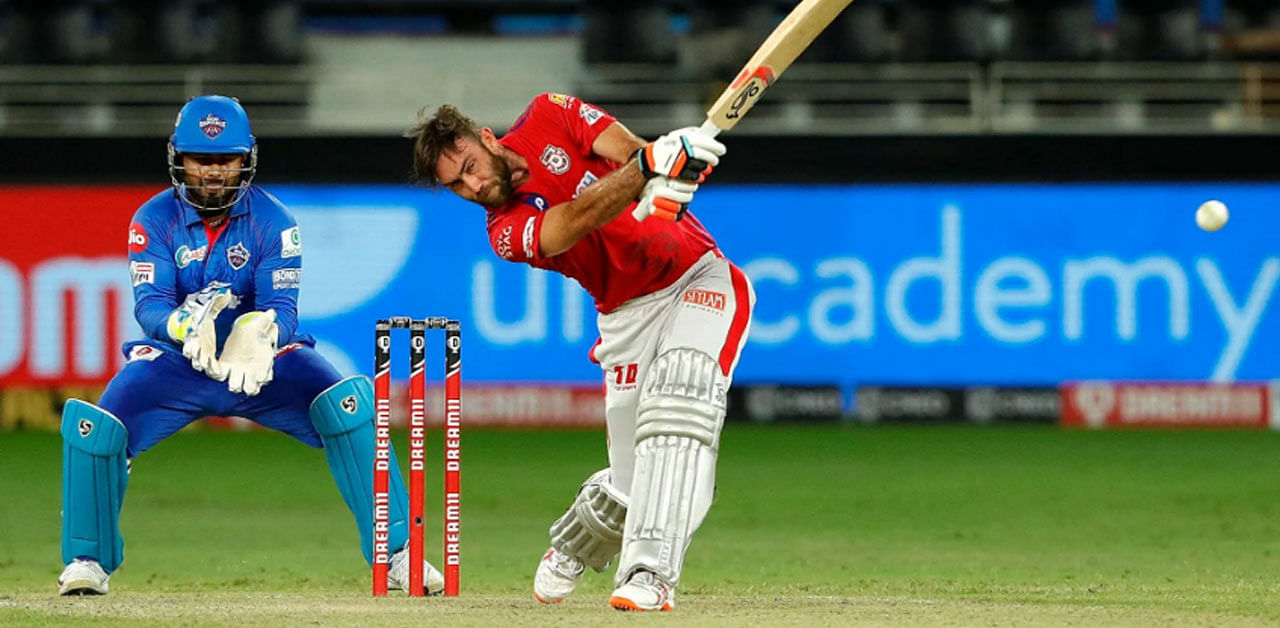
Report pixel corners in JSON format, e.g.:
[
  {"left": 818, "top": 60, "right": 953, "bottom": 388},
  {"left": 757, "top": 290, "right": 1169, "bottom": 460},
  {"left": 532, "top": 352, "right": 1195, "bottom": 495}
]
[
  {"left": 635, "top": 349, "right": 726, "bottom": 447},
  {"left": 309, "top": 376, "right": 374, "bottom": 436},
  {"left": 549, "top": 469, "right": 629, "bottom": 572},
  {"left": 61, "top": 400, "right": 129, "bottom": 573}
]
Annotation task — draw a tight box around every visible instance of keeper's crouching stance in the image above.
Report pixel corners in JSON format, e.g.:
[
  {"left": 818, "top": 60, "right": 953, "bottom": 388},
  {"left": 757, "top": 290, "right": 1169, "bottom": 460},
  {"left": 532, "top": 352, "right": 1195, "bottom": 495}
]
[
  {"left": 407, "top": 92, "right": 753, "bottom": 611},
  {"left": 58, "top": 95, "right": 442, "bottom": 596}
]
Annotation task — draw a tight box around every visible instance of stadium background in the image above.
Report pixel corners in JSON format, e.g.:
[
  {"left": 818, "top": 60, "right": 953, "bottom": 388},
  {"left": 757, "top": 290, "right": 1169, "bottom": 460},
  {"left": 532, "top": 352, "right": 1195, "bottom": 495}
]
[{"left": 3, "top": 2, "right": 1280, "bottom": 624}]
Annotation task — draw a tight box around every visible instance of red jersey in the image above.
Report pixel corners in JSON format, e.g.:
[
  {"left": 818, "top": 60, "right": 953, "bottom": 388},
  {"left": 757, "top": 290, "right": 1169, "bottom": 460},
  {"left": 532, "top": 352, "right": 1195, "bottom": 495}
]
[{"left": 485, "top": 92, "right": 718, "bottom": 313}]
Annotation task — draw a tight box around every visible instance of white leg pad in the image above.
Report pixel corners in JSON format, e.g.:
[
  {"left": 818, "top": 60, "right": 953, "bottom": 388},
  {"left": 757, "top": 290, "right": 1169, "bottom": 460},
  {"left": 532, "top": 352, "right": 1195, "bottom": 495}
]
[
  {"left": 617, "top": 348, "right": 727, "bottom": 587},
  {"left": 549, "top": 469, "right": 629, "bottom": 572}
]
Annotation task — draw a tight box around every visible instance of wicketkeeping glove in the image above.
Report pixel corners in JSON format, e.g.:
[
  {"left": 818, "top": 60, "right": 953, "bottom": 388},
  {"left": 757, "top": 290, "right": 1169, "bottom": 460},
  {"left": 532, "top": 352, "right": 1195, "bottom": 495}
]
[
  {"left": 218, "top": 309, "right": 279, "bottom": 397},
  {"left": 632, "top": 177, "right": 699, "bottom": 222},
  {"left": 166, "top": 282, "right": 238, "bottom": 380},
  {"left": 635, "top": 126, "right": 726, "bottom": 183}
]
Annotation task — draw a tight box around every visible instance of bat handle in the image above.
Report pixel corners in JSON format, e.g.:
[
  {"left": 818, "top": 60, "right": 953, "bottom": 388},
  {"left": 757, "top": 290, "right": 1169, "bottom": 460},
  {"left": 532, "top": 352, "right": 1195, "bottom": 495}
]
[
  {"left": 698, "top": 118, "right": 722, "bottom": 137},
  {"left": 631, "top": 193, "right": 654, "bottom": 222}
]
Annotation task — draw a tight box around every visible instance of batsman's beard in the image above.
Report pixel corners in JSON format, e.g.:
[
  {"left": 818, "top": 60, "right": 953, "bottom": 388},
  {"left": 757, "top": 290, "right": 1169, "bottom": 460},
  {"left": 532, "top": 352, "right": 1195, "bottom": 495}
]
[{"left": 481, "top": 149, "right": 515, "bottom": 207}]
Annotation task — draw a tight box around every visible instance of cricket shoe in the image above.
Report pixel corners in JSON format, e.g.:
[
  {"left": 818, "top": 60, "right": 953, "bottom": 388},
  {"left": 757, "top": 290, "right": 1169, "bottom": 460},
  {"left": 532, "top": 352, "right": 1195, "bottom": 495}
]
[
  {"left": 609, "top": 570, "right": 674, "bottom": 611},
  {"left": 58, "top": 558, "right": 109, "bottom": 596},
  {"left": 533, "top": 547, "right": 584, "bottom": 604},
  {"left": 387, "top": 549, "right": 445, "bottom": 595}
]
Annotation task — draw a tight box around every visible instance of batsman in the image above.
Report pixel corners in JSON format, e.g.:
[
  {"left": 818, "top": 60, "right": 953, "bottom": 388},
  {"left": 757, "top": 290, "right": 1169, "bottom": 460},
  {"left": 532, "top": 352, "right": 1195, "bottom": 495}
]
[
  {"left": 407, "top": 93, "right": 754, "bottom": 611},
  {"left": 57, "top": 95, "right": 443, "bottom": 596}
]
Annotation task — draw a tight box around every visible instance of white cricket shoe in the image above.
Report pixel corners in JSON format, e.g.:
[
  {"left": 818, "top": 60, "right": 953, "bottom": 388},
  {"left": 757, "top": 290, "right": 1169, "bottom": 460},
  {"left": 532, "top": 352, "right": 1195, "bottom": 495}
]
[
  {"left": 58, "top": 558, "right": 109, "bottom": 596},
  {"left": 533, "top": 548, "right": 584, "bottom": 604},
  {"left": 387, "top": 549, "right": 445, "bottom": 595},
  {"left": 609, "top": 570, "right": 674, "bottom": 612}
]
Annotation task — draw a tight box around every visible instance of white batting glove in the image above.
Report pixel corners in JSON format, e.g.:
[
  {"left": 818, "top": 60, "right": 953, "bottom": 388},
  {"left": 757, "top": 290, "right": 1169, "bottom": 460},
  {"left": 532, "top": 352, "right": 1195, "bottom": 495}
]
[
  {"left": 167, "top": 283, "right": 238, "bottom": 380},
  {"left": 632, "top": 177, "right": 699, "bottom": 222},
  {"left": 219, "top": 309, "right": 279, "bottom": 397},
  {"left": 635, "top": 126, "right": 726, "bottom": 183}
]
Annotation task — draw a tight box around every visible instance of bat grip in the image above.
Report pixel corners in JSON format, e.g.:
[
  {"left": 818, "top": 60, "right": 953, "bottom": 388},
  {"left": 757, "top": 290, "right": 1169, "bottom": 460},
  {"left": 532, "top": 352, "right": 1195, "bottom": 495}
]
[
  {"left": 698, "top": 119, "right": 722, "bottom": 137},
  {"left": 631, "top": 194, "right": 654, "bottom": 222}
]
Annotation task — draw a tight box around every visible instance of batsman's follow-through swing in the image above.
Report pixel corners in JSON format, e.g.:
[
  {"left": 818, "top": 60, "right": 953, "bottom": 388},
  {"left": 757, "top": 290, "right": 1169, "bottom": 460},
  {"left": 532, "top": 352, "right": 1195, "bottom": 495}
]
[{"left": 403, "top": 0, "right": 850, "bottom": 611}]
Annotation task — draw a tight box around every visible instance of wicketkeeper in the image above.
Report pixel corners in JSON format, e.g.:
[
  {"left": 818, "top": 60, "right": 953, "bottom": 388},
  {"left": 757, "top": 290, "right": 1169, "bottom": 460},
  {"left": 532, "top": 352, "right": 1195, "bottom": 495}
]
[{"left": 57, "top": 95, "right": 443, "bottom": 596}]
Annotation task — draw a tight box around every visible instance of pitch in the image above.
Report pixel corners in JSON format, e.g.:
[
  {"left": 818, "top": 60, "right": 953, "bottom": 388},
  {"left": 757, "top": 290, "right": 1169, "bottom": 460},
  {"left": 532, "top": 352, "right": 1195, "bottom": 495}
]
[{"left": 3, "top": 425, "right": 1279, "bottom": 626}]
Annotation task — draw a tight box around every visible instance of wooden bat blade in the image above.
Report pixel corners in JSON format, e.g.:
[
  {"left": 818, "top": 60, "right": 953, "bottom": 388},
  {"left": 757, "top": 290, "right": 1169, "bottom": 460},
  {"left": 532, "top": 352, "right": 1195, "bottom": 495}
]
[{"left": 704, "top": 0, "right": 853, "bottom": 132}]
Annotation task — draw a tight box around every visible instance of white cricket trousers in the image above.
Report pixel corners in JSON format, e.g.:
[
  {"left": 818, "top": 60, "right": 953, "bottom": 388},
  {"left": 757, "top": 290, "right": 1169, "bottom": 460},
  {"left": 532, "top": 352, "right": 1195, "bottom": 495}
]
[{"left": 591, "top": 250, "right": 755, "bottom": 496}]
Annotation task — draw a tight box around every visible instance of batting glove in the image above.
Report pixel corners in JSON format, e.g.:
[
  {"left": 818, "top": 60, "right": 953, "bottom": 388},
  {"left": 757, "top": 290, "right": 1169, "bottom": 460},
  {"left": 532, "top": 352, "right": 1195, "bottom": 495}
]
[
  {"left": 632, "top": 177, "right": 699, "bottom": 223},
  {"left": 218, "top": 309, "right": 279, "bottom": 397},
  {"left": 635, "top": 126, "right": 726, "bottom": 183}
]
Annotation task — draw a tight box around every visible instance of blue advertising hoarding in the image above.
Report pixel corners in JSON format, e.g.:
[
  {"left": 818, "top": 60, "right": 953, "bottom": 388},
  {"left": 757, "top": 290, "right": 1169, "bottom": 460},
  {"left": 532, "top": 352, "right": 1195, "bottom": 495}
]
[{"left": 271, "top": 183, "right": 1279, "bottom": 386}]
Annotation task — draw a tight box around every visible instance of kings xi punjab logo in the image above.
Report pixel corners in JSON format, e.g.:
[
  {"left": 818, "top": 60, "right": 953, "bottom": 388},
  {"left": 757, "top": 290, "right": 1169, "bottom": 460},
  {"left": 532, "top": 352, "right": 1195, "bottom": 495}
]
[{"left": 540, "top": 144, "right": 571, "bottom": 175}]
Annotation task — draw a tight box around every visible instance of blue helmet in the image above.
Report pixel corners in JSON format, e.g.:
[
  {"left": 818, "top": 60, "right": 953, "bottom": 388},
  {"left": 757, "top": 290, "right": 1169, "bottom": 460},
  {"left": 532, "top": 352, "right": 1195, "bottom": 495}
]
[{"left": 167, "top": 95, "right": 258, "bottom": 214}]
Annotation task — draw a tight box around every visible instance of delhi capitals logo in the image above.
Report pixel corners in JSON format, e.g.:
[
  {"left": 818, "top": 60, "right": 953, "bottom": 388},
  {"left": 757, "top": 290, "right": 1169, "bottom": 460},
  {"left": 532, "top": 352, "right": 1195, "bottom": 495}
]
[
  {"left": 199, "top": 113, "right": 227, "bottom": 139},
  {"left": 226, "top": 242, "right": 250, "bottom": 270}
]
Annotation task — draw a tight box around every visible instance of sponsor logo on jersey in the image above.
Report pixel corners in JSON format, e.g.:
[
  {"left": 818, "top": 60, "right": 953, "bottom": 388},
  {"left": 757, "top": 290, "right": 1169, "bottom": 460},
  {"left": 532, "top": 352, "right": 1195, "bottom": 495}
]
[
  {"left": 226, "top": 242, "right": 250, "bottom": 270},
  {"left": 522, "top": 194, "right": 548, "bottom": 211},
  {"left": 280, "top": 226, "right": 302, "bottom": 258},
  {"left": 522, "top": 217, "right": 537, "bottom": 259},
  {"left": 127, "top": 344, "right": 163, "bottom": 363},
  {"left": 496, "top": 225, "right": 514, "bottom": 259},
  {"left": 128, "top": 223, "right": 149, "bottom": 253},
  {"left": 129, "top": 261, "right": 155, "bottom": 286},
  {"left": 271, "top": 268, "right": 302, "bottom": 290},
  {"left": 540, "top": 144, "right": 570, "bottom": 175},
  {"left": 578, "top": 103, "right": 604, "bottom": 125},
  {"left": 573, "top": 171, "right": 598, "bottom": 199},
  {"left": 682, "top": 289, "right": 727, "bottom": 312},
  {"left": 174, "top": 244, "right": 208, "bottom": 269},
  {"left": 546, "top": 93, "right": 572, "bottom": 108},
  {"left": 199, "top": 113, "right": 227, "bottom": 138}
]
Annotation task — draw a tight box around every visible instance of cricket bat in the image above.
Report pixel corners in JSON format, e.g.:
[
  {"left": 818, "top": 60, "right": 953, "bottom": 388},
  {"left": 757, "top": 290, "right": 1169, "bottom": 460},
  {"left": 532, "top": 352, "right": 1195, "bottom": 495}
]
[{"left": 634, "top": 0, "right": 854, "bottom": 220}]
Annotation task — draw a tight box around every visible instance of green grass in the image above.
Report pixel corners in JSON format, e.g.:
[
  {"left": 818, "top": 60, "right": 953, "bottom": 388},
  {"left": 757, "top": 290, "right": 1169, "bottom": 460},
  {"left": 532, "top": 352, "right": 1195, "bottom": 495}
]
[{"left": 3, "top": 425, "right": 1280, "bottom": 626}]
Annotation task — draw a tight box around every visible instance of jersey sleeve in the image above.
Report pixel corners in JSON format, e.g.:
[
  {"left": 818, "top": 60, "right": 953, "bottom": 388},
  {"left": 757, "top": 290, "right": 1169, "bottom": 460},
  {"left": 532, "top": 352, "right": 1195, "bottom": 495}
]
[
  {"left": 128, "top": 206, "right": 180, "bottom": 344},
  {"left": 487, "top": 196, "right": 550, "bottom": 265},
  {"left": 528, "top": 92, "right": 618, "bottom": 157},
  {"left": 252, "top": 211, "right": 303, "bottom": 344}
]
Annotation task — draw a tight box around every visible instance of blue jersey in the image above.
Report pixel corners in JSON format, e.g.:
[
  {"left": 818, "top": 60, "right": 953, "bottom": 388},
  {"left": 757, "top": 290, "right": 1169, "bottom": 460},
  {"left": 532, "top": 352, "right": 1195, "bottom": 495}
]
[
  {"left": 103, "top": 185, "right": 341, "bottom": 456},
  {"left": 126, "top": 186, "right": 304, "bottom": 351}
]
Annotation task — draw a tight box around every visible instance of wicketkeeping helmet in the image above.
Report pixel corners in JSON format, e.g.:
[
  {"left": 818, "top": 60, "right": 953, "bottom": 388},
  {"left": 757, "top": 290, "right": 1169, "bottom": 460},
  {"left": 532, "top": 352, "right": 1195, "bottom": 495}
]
[{"left": 168, "top": 95, "right": 258, "bottom": 214}]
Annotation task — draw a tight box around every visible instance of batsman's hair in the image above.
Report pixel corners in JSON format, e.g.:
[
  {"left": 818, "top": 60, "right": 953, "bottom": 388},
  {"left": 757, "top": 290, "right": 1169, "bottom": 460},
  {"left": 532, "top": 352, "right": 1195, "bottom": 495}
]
[{"left": 405, "top": 104, "right": 482, "bottom": 187}]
